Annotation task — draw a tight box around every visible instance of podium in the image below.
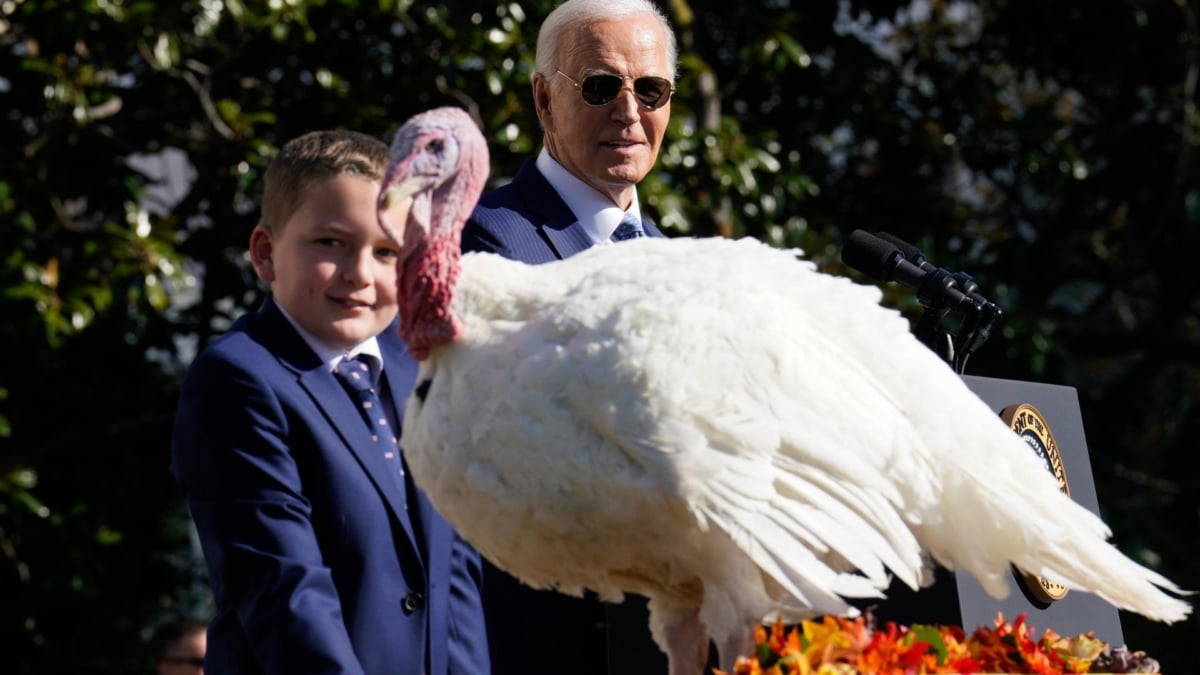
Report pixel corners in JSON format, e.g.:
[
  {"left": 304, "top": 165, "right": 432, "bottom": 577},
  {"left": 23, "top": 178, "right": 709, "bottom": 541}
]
[
  {"left": 865, "top": 375, "right": 1125, "bottom": 643},
  {"left": 606, "top": 375, "right": 1124, "bottom": 674}
]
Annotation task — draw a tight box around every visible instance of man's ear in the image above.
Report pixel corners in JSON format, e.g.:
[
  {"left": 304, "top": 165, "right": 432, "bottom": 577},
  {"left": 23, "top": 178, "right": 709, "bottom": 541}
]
[
  {"left": 532, "top": 74, "right": 554, "bottom": 132},
  {"left": 249, "top": 224, "right": 275, "bottom": 282}
]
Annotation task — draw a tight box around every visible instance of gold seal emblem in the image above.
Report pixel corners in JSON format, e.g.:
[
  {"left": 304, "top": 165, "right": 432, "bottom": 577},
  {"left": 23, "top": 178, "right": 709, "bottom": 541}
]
[{"left": 1001, "top": 403, "right": 1070, "bottom": 602}]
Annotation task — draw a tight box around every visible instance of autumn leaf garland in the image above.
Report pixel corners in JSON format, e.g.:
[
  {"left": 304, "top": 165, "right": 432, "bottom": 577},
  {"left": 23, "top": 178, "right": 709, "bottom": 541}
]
[{"left": 720, "top": 613, "right": 1161, "bottom": 675}]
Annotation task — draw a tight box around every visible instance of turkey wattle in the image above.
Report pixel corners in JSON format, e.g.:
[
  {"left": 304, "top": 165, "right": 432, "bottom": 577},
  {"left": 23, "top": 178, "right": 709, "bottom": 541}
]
[{"left": 376, "top": 106, "right": 1190, "bottom": 675}]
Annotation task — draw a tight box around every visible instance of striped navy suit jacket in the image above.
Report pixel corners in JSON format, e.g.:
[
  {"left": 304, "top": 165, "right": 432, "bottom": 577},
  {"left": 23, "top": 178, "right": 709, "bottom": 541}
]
[{"left": 463, "top": 157, "right": 666, "bottom": 261}]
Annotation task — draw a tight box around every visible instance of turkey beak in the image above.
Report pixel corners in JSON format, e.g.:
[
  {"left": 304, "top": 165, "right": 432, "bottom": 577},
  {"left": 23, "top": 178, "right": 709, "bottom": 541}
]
[
  {"left": 378, "top": 180, "right": 414, "bottom": 246},
  {"left": 378, "top": 174, "right": 434, "bottom": 249}
]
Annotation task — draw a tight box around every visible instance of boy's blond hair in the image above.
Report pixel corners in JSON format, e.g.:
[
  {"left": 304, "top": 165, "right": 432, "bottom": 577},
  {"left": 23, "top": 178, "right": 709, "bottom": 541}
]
[{"left": 259, "top": 129, "right": 391, "bottom": 233}]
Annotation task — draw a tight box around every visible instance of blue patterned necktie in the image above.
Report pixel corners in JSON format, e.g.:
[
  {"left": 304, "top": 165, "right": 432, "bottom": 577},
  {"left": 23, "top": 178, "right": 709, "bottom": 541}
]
[
  {"left": 334, "top": 355, "right": 408, "bottom": 498},
  {"left": 611, "top": 212, "right": 646, "bottom": 241}
]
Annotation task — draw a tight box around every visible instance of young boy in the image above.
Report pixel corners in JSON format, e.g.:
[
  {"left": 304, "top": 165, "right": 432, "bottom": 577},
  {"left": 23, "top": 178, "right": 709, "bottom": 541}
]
[{"left": 171, "top": 129, "right": 490, "bottom": 675}]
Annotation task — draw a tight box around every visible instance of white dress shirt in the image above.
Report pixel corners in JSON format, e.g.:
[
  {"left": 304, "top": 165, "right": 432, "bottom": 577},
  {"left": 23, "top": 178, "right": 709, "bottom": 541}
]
[{"left": 535, "top": 147, "right": 642, "bottom": 244}]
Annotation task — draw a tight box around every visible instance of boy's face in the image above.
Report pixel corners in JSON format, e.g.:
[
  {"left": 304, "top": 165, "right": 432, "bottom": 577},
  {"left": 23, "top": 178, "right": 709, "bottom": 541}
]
[{"left": 250, "top": 175, "right": 399, "bottom": 353}]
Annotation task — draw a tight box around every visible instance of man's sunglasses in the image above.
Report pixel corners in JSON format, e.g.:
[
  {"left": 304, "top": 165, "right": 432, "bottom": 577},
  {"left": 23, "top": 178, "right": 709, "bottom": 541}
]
[{"left": 555, "top": 70, "right": 675, "bottom": 110}]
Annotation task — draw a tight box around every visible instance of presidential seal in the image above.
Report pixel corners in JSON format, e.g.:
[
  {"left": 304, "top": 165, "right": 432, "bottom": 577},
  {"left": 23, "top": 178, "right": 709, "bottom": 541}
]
[{"left": 1002, "top": 403, "right": 1070, "bottom": 603}]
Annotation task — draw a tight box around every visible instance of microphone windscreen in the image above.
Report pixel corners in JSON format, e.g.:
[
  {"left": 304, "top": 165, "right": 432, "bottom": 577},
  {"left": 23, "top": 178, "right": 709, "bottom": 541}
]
[
  {"left": 842, "top": 229, "right": 899, "bottom": 281},
  {"left": 876, "top": 232, "right": 924, "bottom": 263}
]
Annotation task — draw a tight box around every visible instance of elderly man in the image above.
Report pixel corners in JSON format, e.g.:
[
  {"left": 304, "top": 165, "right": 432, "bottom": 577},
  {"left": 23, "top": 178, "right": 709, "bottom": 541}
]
[
  {"left": 463, "top": 0, "right": 674, "bottom": 260},
  {"left": 461, "top": 1, "right": 694, "bottom": 673}
]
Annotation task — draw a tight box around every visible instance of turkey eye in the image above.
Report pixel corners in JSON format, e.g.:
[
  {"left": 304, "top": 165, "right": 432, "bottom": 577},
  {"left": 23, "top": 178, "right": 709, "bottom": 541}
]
[{"left": 426, "top": 139, "right": 443, "bottom": 153}]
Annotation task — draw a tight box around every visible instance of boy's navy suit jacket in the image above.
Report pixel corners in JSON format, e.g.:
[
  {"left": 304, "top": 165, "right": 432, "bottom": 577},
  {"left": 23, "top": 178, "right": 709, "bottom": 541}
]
[{"left": 171, "top": 295, "right": 490, "bottom": 675}]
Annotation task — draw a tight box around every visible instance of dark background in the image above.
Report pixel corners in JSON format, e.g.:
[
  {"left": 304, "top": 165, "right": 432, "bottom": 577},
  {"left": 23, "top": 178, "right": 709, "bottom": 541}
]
[{"left": 2, "top": 0, "right": 1196, "bottom": 672}]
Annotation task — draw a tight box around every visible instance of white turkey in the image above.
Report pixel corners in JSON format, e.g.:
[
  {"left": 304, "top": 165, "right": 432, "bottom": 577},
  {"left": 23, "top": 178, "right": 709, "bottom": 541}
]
[{"left": 376, "top": 106, "right": 1190, "bottom": 675}]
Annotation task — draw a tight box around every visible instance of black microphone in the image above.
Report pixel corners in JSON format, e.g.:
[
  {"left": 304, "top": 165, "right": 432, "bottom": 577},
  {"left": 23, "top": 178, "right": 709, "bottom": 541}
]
[
  {"left": 875, "top": 231, "right": 979, "bottom": 298},
  {"left": 874, "top": 231, "right": 931, "bottom": 268},
  {"left": 843, "top": 229, "right": 1004, "bottom": 372},
  {"left": 842, "top": 229, "right": 971, "bottom": 311}
]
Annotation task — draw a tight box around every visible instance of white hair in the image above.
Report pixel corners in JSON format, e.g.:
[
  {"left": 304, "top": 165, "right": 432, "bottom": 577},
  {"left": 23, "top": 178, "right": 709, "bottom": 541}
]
[{"left": 535, "top": 0, "right": 678, "bottom": 80}]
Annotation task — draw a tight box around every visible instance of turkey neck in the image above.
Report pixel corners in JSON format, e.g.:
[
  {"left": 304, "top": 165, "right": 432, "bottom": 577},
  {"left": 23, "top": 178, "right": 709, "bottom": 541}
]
[{"left": 398, "top": 235, "right": 462, "bottom": 360}]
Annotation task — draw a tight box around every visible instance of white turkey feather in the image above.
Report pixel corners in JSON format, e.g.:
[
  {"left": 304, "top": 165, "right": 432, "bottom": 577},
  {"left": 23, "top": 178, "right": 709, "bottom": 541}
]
[{"left": 377, "top": 107, "right": 1190, "bottom": 675}]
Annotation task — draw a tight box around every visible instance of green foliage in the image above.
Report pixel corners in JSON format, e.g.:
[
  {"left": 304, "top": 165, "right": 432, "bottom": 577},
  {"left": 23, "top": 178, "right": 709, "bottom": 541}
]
[{"left": 1, "top": 0, "right": 1197, "bottom": 672}]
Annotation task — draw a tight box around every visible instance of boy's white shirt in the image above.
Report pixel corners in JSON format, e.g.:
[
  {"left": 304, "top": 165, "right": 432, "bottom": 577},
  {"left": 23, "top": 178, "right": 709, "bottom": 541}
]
[{"left": 275, "top": 301, "right": 385, "bottom": 382}]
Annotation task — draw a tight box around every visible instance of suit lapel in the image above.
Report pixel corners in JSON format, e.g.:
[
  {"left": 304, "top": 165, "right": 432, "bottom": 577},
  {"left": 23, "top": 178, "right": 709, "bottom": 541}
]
[
  {"left": 255, "top": 298, "right": 422, "bottom": 555},
  {"left": 301, "top": 366, "right": 420, "bottom": 548},
  {"left": 377, "top": 328, "right": 440, "bottom": 552},
  {"left": 512, "top": 158, "right": 669, "bottom": 255},
  {"left": 512, "top": 159, "right": 596, "bottom": 259}
]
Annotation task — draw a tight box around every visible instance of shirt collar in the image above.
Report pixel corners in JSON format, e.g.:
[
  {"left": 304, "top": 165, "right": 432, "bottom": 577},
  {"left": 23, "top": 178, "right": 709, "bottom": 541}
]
[
  {"left": 275, "top": 301, "right": 384, "bottom": 381},
  {"left": 536, "top": 147, "right": 641, "bottom": 244}
]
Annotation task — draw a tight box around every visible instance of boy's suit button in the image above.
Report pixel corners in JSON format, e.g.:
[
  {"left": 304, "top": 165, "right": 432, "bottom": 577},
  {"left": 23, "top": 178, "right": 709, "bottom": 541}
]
[{"left": 402, "top": 592, "right": 425, "bottom": 613}]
